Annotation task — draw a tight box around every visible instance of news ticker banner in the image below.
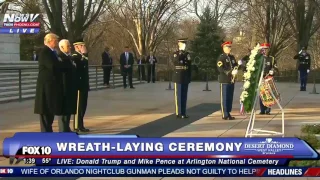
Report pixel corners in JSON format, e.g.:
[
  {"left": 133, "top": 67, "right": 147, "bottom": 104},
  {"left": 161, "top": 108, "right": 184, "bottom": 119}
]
[
  {"left": 2, "top": 166, "right": 320, "bottom": 177},
  {"left": 2, "top": 133, "right": 319, "bottom": 166}
]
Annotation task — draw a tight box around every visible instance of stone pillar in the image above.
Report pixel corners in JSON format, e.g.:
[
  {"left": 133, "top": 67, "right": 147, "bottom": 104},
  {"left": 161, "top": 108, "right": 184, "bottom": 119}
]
[{"left": 0, "top": 14, "right": 20, "bottom": 62}]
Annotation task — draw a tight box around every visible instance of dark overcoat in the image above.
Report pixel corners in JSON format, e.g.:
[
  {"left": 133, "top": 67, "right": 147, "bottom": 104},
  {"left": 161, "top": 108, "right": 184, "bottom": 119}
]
[
  {"left": 120, "top": 52, "right": 134, "bottom": 76},
  {"left": 34, "top": 46, "right": 67, "bottom": 115},
  {"left": 59, "top": 52, "right": 78, "bottom": 115}
]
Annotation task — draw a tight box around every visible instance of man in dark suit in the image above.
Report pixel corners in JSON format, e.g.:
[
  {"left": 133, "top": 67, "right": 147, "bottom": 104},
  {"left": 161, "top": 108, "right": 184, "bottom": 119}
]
[
  {"left": 120, "top": 46, "right": 135, "bottom": 89},
  {"left": 34, "top": 33, "right": 66, "bottom": 132},
  {"left": 146, "top": 52, "right": 157, "bottom": 83},
  {"left": 58, "top": 39, "right": 77, "bottom": 132},
  {"left": 72, "top": 39, "right": 90, "bottom": 132},
  {"left": 102, "top": 47, "right": 113, "bottom": 88},
  {"left": 32, "top": 50, "right": 38, "bottom": 61},
  {"left": 137, "top": 55, "right": 146, "bottom": 81}
]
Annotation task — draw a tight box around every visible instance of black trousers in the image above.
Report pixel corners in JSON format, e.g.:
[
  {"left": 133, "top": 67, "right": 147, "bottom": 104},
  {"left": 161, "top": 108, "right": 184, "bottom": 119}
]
[
  {"left": 75, "top": 90, "right": 88, "bottom": 129},
  {"left": 259, "top": 97, "right": 271, "bottom": 113},
  {"left": 147, "top": 65, "right": 156, "bottom": 83},
  {"left": 58, "top": 115, "right": 72, "bottom": 132},
  {"left": 138, "top": 65, "right": 146, "bottom": 81},
  {"left": 39, "top": 114, "right": 54, "bottom": 132},
  {"left": 220, "top": 83, "right": 235, "bottom": 118},
  {"left": 174, "top": 83, "right": 189, "bottom": 115},
  {"left": 122, "top": 71, "right": 133, "bottom": 88},
  {"left": 103, "top": 68, "right": 112, "bottom": 85}
]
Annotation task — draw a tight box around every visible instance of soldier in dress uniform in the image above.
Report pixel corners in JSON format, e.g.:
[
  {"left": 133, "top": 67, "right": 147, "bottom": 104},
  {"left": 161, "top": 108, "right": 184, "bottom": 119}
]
[
  {"left": 217, "top": 41, "right": 243, "bottom": 120},
  {"left": 294, "top": 46, "right": 311, "bottom": 91},
  {"left": 72, "top": 39, "right": 90, "bottom": 132},
  {"left": 173, "top": 38, "right": 191, "bottom": 119},
  {"left": 259, "top": 43, "right": 277, "bottom": 115}
]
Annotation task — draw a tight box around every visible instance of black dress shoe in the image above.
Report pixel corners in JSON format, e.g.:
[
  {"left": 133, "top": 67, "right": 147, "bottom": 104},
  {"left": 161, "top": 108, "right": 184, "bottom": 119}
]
[
  {"left": 181, "top": 115, "right": 189, "bottom": 119},
  {"left": 130, "top": 87, "right": 135, "bottom": 89},
  {"left": 76, "top": 128, "right": 89, "bottom": 132},
  {"left": 259, "top": 112, "right": 265, "bottom": 115},
  {"left": 222, "top": 116, "right": 235, "bottom": 120}
]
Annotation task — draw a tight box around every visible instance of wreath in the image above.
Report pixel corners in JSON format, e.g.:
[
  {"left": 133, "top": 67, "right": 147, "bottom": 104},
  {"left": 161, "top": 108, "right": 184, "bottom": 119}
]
[{"left": 240, "top": 44, "right": 264, "bottom": 113}]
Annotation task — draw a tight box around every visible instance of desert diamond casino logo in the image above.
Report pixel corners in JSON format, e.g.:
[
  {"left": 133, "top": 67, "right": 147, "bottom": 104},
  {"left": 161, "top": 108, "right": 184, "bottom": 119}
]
[
  {"left": 243, "top": 138, "right": 294, "bottom": 155},
  {"left": 0, "top": 14, "right": 41, "bottom": 34}
]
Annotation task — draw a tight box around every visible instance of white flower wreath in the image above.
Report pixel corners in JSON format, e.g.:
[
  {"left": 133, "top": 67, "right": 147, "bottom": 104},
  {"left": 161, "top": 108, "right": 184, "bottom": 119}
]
[{"left": 239, "top": 44, "right": 262, "bottom": 102}]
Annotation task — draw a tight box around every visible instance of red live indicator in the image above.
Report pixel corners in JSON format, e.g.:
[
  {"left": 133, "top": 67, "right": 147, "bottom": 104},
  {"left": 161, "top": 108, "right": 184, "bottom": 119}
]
[{"left": 13, "top": 22, "right": 40, "bottom": 27}]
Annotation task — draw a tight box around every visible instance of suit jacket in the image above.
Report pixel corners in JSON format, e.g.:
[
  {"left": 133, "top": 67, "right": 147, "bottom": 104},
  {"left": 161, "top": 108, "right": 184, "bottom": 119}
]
[
  {"left": 34, "top": 46, "right": 68, "bottom": 115},
  {"left": 137, "top": 58, "right": 146, "bottom": 65},
  {"left": 120, "top": 52, "right": 134, "bottom": 75},
  {"left": 32, "top": 54, "right": 38, "bottom": 61},
  {"left": 146, "top": 55, "right": 157, "bottom": 67},
  {"left": 101, "top": 51, "right": 113, "bottom": 69},
  {"left": 58, "top": 52, "right": 77, "bottom": 115}
]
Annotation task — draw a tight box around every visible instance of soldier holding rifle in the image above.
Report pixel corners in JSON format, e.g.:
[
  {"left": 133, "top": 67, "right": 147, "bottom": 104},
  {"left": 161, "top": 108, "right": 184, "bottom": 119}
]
[
  {"left": 294, "top": 46, "right": 311, "bottom": 91},
  {"left": 217, "top": 41, "right": 243, "bottom": 120},
  {"left": 72, "top": 39, "right": 90, "bottom": 132},
  {"left": 259, "top": 43, "right": 277, "bottom": 115}
]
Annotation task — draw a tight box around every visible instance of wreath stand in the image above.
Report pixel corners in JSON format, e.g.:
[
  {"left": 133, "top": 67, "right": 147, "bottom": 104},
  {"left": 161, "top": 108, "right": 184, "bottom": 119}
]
[{"left": 245, "top": 60, "right": 285, "bottom": 137}]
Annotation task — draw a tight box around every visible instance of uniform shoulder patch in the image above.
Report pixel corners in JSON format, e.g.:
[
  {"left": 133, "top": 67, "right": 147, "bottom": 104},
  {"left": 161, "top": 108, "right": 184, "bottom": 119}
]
[{"left": 217, "top": 61, "right": 223, "bottom": 67}]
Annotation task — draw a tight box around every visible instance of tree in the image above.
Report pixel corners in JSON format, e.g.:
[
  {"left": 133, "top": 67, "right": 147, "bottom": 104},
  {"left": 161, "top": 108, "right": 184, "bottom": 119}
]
[
  {"left": 107, "top": 0, "right": 191, "bottom": 56},
  {"left": 19, "top": 0, "right": 45, "bottom": 60},
  {"left": 246, "top": 0, "right": 294, "bottom": 57},
  {"left": 280, "top": 0, "right": 320, "bottom": 75},
  {"left": 282, "top": 0, "right": 320, "bottom": 50},
  {"left": 190, "top": 6, "right": 223, "bottom": 76},
  {"left": 41, "top": 0, "right": 106, "bottom": 42}
]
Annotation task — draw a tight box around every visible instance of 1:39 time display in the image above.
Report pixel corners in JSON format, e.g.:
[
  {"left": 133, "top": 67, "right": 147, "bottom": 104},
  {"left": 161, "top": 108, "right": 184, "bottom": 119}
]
[{"left": 24, "top": 158, "right": 36, "bottom": 164}]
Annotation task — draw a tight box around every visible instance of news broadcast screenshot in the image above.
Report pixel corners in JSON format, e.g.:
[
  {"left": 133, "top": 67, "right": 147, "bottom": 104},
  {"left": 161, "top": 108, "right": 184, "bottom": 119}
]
[{"left": 0, "top": 0, "right": 320, "bottom": 179}]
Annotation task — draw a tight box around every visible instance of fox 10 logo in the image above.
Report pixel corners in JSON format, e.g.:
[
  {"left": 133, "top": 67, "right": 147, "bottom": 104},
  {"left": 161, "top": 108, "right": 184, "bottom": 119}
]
[{"left": 0, "top": 14, "right": 41, "bottom": 34}]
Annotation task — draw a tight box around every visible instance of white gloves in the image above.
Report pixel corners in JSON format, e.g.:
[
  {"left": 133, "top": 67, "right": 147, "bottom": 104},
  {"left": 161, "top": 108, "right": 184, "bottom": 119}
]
[
  {"left": 232, "top": 70, "right": 238, "bottom": 75},
  {"left": 307, "top": 69, "right": 310, "bottom": 73},
  {"left": 238, "top": 60, "right": 243, "bottom": 65},
  {"left": 269, "top": 70, "right": 274, "bottom": 75}
]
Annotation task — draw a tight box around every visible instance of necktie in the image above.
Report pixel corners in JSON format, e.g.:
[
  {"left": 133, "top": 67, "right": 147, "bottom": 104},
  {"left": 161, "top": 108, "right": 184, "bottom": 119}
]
[
  {"left": 53, "top": 50, "right": 58, "bottom": 57},
  {"left": 126, "top": 52, "right": 128, "bottom": 64}
]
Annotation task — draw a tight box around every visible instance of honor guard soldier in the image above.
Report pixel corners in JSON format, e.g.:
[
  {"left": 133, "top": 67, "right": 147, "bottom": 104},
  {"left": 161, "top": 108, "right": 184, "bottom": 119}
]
[
  {"left": 217, "top": 41, "right": 243, "bottom": 120},
  {"left": 173, "top": 38, "right": 191, "bottom": 119},
  {"left": 259, "top": 43, "right": 277, "bottom": 115},
  {"left": 294, "top": 46, "right": 311, "bottom": 91},
  {"left": 72, "top": 39, "right": 90, "bottom": 132}
]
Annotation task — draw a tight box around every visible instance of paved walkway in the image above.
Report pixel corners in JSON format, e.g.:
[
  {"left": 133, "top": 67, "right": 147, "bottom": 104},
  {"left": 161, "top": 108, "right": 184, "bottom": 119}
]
[{"left": 1, "top": 82, "right": 320, "bottom": 180}]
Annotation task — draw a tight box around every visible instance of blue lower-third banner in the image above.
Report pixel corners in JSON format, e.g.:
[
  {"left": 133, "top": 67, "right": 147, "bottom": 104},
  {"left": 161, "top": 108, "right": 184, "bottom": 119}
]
[{"left": 0, "top": 166, "right": 320, "bottom": 177}]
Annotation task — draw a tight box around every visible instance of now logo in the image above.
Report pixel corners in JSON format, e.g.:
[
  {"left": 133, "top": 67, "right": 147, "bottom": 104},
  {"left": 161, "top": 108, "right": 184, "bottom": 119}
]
[{"left": 3, "top": 14, "right": 40, "bottom": 23}]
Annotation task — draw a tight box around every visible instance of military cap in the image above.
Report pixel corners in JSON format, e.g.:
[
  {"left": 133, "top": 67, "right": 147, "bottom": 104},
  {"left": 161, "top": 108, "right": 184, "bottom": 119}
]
[
  {"left": 177, "top": 38, "right": 188, "bottom": 43},
  {"left": 73, "top": 38, "right": 85, "bottom": 46},
  {"left": 221, "top": 41, "right": 232, "bottom": 47},
  {"left": 261, "top": 43, "right": 270, "bottom": 49}
]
